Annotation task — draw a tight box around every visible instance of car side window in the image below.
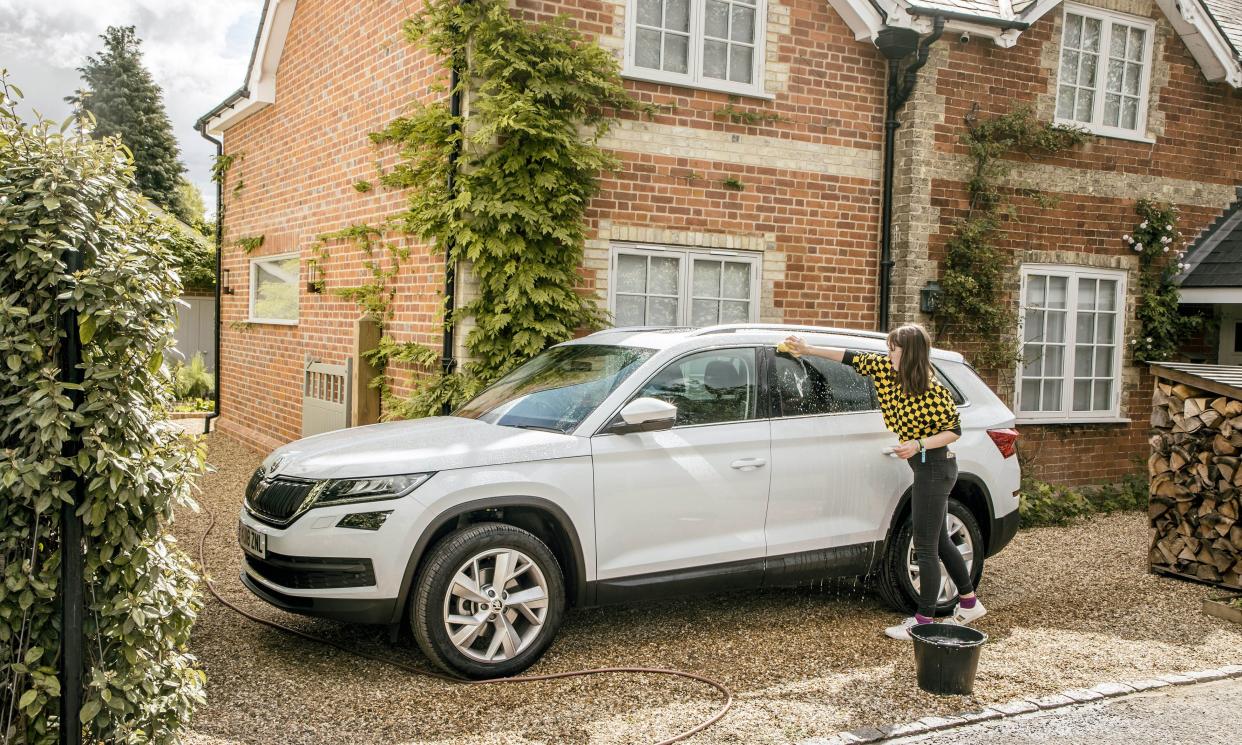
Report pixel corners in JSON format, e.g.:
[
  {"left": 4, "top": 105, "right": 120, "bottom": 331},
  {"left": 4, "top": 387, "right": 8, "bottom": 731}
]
[
  {"left": 933, "top": 366, "right": 966, "bottom": 405},
  {"left": 632, "top": 348, "right": 758, "bottom": 426},
  {"left": 774, "top": 353, "right": 877, "bottom": 416}
]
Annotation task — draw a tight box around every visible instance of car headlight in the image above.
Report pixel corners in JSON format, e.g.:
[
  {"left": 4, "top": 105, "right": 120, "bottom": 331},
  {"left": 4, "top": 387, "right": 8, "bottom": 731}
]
[{"left": 308, "top": 473, "right": 432, "bottom": 508}]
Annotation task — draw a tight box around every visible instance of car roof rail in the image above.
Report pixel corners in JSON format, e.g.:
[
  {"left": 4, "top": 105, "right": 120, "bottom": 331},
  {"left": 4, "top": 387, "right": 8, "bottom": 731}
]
[
  {"left": 585, "top": 325, "right": 692, "bottom": 337},
  {"left": 688, "top": 323, "right": 889, "bottom": 341}
]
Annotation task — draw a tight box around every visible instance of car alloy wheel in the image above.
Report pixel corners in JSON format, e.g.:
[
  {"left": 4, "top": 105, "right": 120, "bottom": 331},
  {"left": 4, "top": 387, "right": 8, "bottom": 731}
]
[
  {"left": 442, "top": 548, "right": 550, "bottom": 663},
  {"left": 412, "top": 522, "right": 565, "bottom": 678}
]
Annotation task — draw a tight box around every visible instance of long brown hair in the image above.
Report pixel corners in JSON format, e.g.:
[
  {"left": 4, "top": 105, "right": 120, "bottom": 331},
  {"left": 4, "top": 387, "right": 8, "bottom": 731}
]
[{"left": 888, "top": 324, "right": 933, "bottom": 397}]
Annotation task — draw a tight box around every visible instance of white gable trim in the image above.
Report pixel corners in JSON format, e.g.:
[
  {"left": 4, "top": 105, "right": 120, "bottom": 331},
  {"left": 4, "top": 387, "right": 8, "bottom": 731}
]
[
  {"left": 1154, "top": 0, "right": 1242, "bottom": 87},
  {"left": 1017, "top": 0, "right": 1064, "bottom": 25},
  {"left": 202, "top": 0, "right": 299, "bottom": 136},
  {"left": 826, "top": 0, "right": 886, "bottom": 40}
]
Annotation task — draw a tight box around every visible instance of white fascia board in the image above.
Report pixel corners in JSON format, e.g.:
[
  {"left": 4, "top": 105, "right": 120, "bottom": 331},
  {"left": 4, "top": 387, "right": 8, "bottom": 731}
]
[
  {"left": 203, "top": 0, "right": 299, "bottom": 136},
  {"left": 1154, "top": 0, "right": 1242, "bottom": 87},
  {"left": 1179, "top": 287, "right": 1242, "bottom": 304}
]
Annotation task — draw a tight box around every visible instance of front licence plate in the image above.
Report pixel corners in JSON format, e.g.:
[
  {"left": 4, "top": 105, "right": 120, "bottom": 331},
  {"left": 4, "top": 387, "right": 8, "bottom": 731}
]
[{"left": 238, "top": 521, "right": 266, "bottom": 559}]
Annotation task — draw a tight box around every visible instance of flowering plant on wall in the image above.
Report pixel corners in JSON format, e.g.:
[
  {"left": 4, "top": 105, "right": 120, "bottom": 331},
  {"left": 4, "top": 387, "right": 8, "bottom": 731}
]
[{"left": 1126, "top": 199, "right": 1201, "bottom": 362}]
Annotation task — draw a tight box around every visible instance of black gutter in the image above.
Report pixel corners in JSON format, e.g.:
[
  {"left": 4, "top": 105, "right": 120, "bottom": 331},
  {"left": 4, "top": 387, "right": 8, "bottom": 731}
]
[
  {"left": 907, "top": 6, "right": 1030, "bottom": 31},
  {"left": 440, "top": 12, "right": 467, "bottom": 415},
  {"left": 197, "top": 87, "right": 249, "bottom": 131},
  {"left": 197, "top": 124, "right": 224, "bottom": 435},
  {"left": 877, "top": 17, "right": 944, "bottom": 333}
]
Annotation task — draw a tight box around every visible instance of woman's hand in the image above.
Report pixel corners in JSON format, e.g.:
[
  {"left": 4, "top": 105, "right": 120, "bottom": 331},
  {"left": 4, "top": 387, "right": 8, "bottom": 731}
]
[
  {"left": 781, "top": 335, "right": 809, "bottom": 357},
  {"left": 893, "top": 440, "right": 920, "bottom": 460}
]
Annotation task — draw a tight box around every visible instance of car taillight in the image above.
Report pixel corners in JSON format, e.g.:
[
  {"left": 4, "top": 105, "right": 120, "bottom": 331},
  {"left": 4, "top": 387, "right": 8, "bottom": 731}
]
[{"left": 988, "top": 428, "right": 1019, "bottom": 458}]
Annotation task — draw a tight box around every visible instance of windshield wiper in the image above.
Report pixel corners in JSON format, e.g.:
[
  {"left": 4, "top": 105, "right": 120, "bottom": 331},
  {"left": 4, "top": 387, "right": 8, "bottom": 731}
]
[{"left": 506, "top": 423, "right": 566, "bottom": 434}]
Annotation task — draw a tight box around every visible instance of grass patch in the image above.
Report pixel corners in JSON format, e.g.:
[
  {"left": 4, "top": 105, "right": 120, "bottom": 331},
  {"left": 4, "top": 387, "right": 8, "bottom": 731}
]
[{"left": 1018, "top": 471, "right": 1147, "bottom": 529}]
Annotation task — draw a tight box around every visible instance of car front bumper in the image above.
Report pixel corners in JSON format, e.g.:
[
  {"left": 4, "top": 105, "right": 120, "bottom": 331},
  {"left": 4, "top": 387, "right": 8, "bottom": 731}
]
[
  {"left": 240, "top": 570, "right": 398, "bottom": 624},
  {"left": 237, "top": 496, "right": 425, "bottom": 626}
]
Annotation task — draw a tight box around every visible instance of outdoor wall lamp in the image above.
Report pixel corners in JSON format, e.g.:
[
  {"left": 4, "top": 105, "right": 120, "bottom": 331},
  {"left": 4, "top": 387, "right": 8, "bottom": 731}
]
[
  {"left": 920, "top": 280, "right": 942, "bottom": 314},
  {"left": 221, "top": 268, "right": 235, "bottom": 295},
  {"left": 307, "top": 261, "right": 324, "bottom": 293}
]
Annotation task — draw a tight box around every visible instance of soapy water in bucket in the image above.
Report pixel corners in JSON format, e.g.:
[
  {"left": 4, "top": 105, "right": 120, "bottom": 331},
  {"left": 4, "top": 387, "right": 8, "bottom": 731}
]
[{"left": 912, "top": 624, "right": 986, "bottom": 645}]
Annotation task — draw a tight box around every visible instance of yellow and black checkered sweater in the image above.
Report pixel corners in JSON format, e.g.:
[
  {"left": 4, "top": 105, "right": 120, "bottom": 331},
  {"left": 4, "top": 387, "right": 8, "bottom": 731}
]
[{"left": 843, "top": 351, "right": 961, "bottom": 442}]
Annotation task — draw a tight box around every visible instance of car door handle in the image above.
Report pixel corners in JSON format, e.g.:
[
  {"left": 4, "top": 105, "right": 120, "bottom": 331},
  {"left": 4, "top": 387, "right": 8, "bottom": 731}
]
[{"left": 730, "top": 458, "right": 767, "bottom": 471}]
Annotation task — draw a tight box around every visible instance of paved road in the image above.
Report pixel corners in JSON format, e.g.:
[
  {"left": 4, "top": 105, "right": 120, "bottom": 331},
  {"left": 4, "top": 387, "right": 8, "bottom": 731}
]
[{"left": 889, "top": 678, "right": 1242, "bottom": 744}]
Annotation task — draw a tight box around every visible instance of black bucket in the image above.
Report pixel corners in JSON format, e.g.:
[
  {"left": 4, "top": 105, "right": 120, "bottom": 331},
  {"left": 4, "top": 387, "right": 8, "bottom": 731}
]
[{"left": 910, "top": 623, "right": 987, "bottom": 695}]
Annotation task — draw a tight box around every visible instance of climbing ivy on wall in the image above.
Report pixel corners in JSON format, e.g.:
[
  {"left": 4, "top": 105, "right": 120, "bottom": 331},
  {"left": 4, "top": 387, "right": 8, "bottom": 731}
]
[
  {"left": 933, "top": 106, "right": 1088, "bottom": 370},
  {"left": 1126, "top": 200, "right": 1202, "bottom": 362},
  {"left": 316, "top": 0, "right": 644, "bottom": 418}
]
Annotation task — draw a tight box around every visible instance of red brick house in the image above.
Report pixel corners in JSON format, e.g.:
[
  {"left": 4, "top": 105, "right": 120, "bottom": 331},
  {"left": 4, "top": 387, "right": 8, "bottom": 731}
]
[{"left": 198, "top": 0, "right": 1242, "bottom": 486}]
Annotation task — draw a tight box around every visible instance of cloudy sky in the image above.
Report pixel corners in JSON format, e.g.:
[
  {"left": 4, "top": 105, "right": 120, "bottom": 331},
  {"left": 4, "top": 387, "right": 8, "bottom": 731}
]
[{"left": 0, "top": 0, "right": 262, "bottom": 216}]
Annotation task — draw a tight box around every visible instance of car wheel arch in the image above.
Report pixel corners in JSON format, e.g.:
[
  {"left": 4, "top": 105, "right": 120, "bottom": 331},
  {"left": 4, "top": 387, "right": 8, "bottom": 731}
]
[{"left": 390, "top": 496, "right": 588, "bottom": 625}]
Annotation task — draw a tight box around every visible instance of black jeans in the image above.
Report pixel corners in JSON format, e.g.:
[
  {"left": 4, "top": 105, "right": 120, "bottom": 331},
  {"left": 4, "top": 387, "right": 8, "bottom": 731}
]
[{"left": 908, "top": 447, "right": 973, "bottom": 617}]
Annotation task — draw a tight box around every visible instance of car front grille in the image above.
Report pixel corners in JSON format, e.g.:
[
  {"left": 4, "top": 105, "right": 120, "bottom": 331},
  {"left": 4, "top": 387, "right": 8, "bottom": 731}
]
[
  {"left": 245, "top": 473, "right": 317, "bottom": 526},
  {"left": 245, "top": 552, "right": 377, "bottom": 590}
]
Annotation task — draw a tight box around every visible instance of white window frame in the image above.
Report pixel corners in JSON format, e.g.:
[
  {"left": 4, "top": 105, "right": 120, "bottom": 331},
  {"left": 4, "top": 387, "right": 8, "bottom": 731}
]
[
  {"left": 248, "top": 251, "right": 300, "bottom": 325},
  {"left": 609, "top": 243, "right": 761, "bottom": 328},
  {"left": 1053, "top": 3, "right": 1156, "bottom": 143},
  {"left": 1015, "top": 264, "right": 1128, "bottom": 424},
  {"left": 623, "top": 0, "right": 771, "bottom": 99}
]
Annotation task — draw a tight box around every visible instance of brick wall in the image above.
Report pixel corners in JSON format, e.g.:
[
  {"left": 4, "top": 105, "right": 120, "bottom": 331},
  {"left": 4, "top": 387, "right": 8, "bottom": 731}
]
[{"left": 217, "top": 0, "right": 444, "bottom": 450}]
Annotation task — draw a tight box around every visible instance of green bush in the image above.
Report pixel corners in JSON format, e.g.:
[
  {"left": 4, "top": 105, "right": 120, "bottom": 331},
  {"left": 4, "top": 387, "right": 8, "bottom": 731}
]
[
  {"left": 171, "top": 352, "right": 214, "bottom": 400},
  {"left": 164, "top": 218, "right": 216, "bottom": 294},
  {"left": 172, "top": 398, "right": 214, "bottom": 413},
  {"left": 0, "top": 77, "right": 204, "bottom": 743},
  {"left": 1018, "top": 471, "right": 1147, "bottom": 528}
]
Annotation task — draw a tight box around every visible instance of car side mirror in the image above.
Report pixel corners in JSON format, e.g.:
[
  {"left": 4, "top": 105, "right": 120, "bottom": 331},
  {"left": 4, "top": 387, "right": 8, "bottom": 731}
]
[{"left": 606, "top": 397, "right": 677, "bottom": 435}]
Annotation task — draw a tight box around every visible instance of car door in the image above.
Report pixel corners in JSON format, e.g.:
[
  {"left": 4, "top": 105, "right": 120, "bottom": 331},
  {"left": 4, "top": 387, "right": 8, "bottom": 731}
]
[
  {"left": 764, "top": 350, "right": 908, "bottom": 582},
  {"left": 591, "top": 346, "right": 771, "bottom": 596}
]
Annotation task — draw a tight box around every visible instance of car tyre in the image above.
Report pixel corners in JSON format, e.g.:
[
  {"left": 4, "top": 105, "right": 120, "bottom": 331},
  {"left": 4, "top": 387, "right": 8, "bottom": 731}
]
[
  {"left": 876, "top": 498, "right": 984, "bottom": 616},
  {"left": 411, "top": 522, "right": 565, "bottom": 679}
]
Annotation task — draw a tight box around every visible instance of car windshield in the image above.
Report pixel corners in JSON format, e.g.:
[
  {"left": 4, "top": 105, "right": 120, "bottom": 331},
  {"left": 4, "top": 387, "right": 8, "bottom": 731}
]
[{"left": 454, "top": 344, "right": 656, "bottom": 434}]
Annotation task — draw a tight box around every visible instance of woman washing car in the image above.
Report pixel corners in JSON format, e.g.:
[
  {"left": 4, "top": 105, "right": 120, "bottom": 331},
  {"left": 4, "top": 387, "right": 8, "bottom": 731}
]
[{"left": 782, "top": 324, "right": 986, "bottom": 640}]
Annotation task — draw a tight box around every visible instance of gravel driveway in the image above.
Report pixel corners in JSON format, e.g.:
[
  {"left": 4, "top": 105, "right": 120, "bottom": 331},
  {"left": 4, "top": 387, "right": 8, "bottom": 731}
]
[{"left": 178, "top": 433, "right": 1242, "bottom": 745}]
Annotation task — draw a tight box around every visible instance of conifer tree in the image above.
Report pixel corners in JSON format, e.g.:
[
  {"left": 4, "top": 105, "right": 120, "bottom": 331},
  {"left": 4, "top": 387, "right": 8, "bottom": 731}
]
[{"left": 68, "top": 25, "right": 188, "bottom": 220}]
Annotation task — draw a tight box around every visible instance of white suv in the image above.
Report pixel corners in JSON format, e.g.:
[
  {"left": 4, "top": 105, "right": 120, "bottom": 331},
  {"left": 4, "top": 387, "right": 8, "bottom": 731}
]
[{"left": 237, "top": 324, "right": 1021, "bottom": 678}]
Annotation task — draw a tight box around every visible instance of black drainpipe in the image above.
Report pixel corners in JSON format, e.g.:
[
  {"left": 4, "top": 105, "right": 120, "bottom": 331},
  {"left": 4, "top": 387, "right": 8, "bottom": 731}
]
[
  {"left": 440, "top": 19, "right": 466, "bottom": 416},
  {"left": 198, "top": 125, "right": 225, "bottom": 435},
  {"left": 875, "top": 18, "right": 944, "bottom": 333}
]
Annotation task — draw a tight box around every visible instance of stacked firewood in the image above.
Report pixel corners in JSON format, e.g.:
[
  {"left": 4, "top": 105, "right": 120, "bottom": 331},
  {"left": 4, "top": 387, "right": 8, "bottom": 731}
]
[{"left": 1149, "top": 381, "right": 1242, "bottom": 589}]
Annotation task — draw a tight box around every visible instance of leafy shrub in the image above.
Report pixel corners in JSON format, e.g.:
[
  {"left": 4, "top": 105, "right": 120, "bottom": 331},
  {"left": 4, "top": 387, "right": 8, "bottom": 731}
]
[
  {"left": 0, "top": 77, "right": 204, "bottom": 743},
  {"left": 1018, "top": 471, "right": 1147, "bottom": 528},
  {"left": 172, "top": 352, "right": 214, "bottom": 400},
  {"left": 1127, "top": 200, "right": 1202, "bottom": 362}
]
